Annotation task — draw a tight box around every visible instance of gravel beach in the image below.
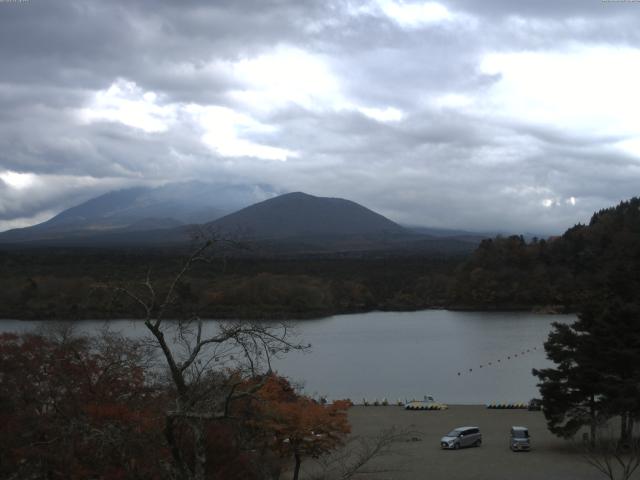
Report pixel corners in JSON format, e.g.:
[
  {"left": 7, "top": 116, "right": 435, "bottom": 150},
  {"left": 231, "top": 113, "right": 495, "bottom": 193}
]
[{"left": 305, "top": 405, "right": 608, "bottom": 480}]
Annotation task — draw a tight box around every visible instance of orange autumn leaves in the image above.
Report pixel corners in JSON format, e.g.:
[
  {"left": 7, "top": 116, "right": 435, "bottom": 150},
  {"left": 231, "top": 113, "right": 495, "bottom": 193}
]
[
  {"left": 0, "top": 332, "right": 353, "bottom": 479},
  {"left": 242, "top": 375, "right": 351, "bottom": 460}
]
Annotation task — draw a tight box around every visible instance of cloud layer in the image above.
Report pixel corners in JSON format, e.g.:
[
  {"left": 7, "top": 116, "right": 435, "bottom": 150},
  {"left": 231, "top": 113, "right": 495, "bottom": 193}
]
[{"left": 2, "top": 0, "right": 640, "bottom": 234}]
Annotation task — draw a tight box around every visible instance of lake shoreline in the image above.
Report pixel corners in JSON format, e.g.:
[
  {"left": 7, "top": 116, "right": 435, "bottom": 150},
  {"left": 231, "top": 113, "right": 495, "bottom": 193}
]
[{"left": 0, "top": 303, "right": 574, "bottom": 322}]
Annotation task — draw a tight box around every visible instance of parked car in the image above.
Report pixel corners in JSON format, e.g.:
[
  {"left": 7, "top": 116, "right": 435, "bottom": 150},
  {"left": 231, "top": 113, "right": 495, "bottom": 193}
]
[
  {"left": 440, "top": 426, "right": 482, "bottom": 449},
  {"left": 528, "top": 398, "right": 542, "bottom": 411},
  {"left": 510, "top": 426, "right": 530, "bottom": 451}
]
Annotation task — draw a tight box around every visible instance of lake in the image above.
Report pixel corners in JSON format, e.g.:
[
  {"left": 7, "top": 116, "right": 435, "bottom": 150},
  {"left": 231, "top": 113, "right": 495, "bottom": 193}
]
[{"left": 0, "top": 310, "right": 573, "bottom": 404}]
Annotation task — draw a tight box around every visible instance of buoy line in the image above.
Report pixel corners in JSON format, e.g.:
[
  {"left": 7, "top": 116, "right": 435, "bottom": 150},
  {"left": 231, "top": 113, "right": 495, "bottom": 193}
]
[
  {"left": 456, "top": 346, "right": 539, "bottom": 377},
  {"left": 486, "top": 403, "right": 528, "bottom": 409}
]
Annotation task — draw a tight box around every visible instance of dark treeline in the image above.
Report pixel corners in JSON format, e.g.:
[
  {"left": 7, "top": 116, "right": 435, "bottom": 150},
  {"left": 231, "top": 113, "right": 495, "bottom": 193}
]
[
  {"left": 3, "top": 197, "right": 640, "bottom": 320},
  {"left": 0, "top": 248, "right": 460, "bottom": 320},
  {"left": 450, "top": 197, "right": 640, "bottom": 311},
  {"left": 529, "top": 200, "right": 640, "bottom": 452}
]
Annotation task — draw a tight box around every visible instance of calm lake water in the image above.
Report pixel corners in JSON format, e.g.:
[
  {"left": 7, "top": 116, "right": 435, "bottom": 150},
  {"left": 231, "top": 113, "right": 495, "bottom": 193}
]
[{"left": 0, "top": 310, "right": 573, "bottom": 404}]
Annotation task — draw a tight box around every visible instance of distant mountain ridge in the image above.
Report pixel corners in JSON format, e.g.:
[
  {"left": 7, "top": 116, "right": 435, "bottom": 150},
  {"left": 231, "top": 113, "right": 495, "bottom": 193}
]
[
  {"left": 0, "top": 186, "right": 485, "bottom": 255},
  {"left": 0, "top": 182, "right": 276, "bottom": 243}
]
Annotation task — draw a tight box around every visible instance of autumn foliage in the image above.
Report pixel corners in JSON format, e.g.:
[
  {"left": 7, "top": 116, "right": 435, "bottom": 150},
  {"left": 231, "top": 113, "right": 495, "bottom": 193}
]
[
  {"left": 0, "top": 331, "right": 351, "bottom": 480},
  {"left": 240, "top": 375, "right": 351, "bottom": 480},
  {"left": 0, "top": 331, "right": 164, "bottom": 479}
]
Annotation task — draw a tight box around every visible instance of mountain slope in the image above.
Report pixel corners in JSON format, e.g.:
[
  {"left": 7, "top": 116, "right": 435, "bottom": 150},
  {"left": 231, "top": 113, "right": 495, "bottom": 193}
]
[
  {"left": 207, "top": 192, "right": 405, "bottom": 239},
  {"left": 0, "top": 182, "right": 276, "bottom": 243},
  {"left": 0, "top": 189, "right": 481, "bottom": 255}
]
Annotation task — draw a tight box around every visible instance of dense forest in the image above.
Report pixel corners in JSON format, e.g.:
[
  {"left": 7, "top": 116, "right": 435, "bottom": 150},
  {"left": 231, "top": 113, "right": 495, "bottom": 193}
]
[
  {"left": 0, "top": 249, "right": 459, "bottom": 320},
  {"left": 450, "top": 197, "right": 640, "bottom": 310},
  {"left": 1, "top": 197, "right": 639, "bottom": 320}
]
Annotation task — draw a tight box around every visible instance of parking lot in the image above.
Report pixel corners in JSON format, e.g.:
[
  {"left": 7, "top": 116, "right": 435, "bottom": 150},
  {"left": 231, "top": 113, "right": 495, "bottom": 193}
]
[{"left": 329, "top": 405, "right": 607, "bottom": 480}]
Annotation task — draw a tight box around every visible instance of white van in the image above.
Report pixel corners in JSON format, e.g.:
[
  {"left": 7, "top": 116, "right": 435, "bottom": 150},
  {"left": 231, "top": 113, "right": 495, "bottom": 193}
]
[{"left": 440, "top": 426, "right": 482, "bottom": 449}]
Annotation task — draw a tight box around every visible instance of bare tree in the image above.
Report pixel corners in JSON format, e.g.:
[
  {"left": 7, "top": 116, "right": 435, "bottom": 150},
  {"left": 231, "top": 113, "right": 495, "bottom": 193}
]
[
  {"left": 113, "top": 238, "right": 308, "bottom": 480},
  {"left": 580, "top": 428, "right": 640, "bottom": 480},
  {"left": 309, "top": 427, "right": 420, "bottom": 480}
]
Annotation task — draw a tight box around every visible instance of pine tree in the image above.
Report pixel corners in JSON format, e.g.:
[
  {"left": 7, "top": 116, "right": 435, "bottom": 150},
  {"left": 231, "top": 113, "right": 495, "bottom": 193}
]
[
  {"left": 533, "top": 318, "right": 604, "bottom": 444},
  {"left": 584, "top": 300, "right": 640, "bottom": 445},
  {"left": 534, "top": 299, "right": 640, "bottom": 445}
]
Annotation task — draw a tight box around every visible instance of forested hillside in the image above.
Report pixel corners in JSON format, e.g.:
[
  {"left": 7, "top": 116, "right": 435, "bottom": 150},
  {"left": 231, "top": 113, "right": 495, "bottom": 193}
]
[{"left": 449, "top": 198, "right": 640, "bottom": 310}]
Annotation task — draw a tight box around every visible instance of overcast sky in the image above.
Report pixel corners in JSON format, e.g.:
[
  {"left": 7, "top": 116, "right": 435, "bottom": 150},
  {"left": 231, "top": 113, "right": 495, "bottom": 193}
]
[{"left": 1, "top": 0, "right": 640, "bottom": 234}]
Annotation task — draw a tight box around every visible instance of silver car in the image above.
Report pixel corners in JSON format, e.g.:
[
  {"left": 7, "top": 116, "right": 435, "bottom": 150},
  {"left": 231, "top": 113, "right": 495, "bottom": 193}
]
[
  {"left": 510, "top": 426, "right": 530, "bottom": 451},
  {"left": 440, "top": 426, "right": 482, "bottom": 449}
]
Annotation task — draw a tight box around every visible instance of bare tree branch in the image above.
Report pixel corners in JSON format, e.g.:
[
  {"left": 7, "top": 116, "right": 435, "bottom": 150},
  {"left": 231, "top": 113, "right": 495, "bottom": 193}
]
[
  {"left": 580, "top": 429, "right": 640, "bottom": 480},
  {"left": 309, "top": 427, "right": 420, "bottom": 480},
  {"left": 107, "top": 235, "right": 309, "bottom": 480}
]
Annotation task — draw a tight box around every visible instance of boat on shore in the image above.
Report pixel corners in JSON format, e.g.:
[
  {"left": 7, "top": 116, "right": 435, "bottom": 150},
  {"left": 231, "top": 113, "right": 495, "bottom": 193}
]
[{"left": 405, "top": 395, "right": 448, "bottom": 410}]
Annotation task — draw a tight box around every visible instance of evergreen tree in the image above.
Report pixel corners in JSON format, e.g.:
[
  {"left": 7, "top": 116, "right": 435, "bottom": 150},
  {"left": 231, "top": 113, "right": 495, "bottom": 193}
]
[
  {"left": 534, "top": 300, "right": 640, "bottom": 445},
  {"left": 533, "top": 318, "right": 604, "bottom": 444},
  {"left": 584, "top": 300, "right": 640, "bottom": 444}
]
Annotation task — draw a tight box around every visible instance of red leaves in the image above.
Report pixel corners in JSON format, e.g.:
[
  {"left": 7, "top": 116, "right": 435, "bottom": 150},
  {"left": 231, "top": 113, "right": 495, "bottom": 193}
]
[
  {"left": 0, "top": 332, "right": 165, "bottom": 480},
  {"left": 0, "top": 333, "right": 351, "bottom": 479},
  {"left": 246, "top": 375, "right": 351, "bottom": 460}
]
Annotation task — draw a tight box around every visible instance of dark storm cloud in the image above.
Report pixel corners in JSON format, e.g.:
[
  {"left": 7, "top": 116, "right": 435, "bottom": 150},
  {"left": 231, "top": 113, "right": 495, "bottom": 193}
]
[
  {"left": 1, "top": 0, "right": 640, "bottom": 233},
  {"left": 0, "top": 0, "right": 334, "bottom": 95}
]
